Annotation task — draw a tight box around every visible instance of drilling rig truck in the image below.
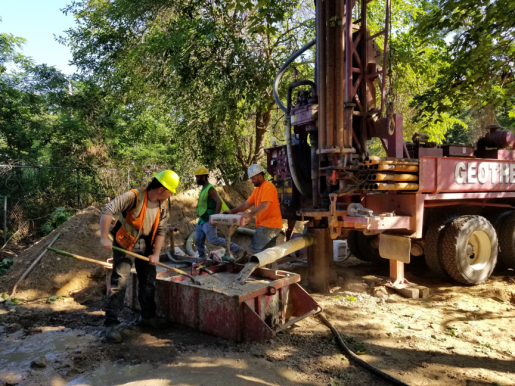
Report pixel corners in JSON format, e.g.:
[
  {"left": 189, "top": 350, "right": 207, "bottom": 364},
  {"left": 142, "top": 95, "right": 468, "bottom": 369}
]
[{"left": 267, "top": 0, "right": 515, "bottom": 292}]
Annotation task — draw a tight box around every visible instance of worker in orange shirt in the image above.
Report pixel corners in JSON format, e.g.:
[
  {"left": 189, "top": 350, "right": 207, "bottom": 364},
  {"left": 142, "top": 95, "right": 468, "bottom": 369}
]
[{"left": 224, "top": 164, "right": 283, "bottom": 253}]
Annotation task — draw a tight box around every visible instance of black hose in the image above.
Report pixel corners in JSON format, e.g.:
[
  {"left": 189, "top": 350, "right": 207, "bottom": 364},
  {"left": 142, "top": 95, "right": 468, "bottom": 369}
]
[
  {"left": 317, "top": 313, "right": 410, "bottom": 386},
  {"left": 273, "top": 39, "right": 316, "bottom": 113}
]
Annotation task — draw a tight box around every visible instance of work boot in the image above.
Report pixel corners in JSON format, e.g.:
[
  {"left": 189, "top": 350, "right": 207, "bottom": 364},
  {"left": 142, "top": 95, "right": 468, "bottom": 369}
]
[
  {"left": 136, "top": 316, "right": 169, "bottom": 329},
  {"left": 105, "top": 325, "right": 122, "bottom": 343}
]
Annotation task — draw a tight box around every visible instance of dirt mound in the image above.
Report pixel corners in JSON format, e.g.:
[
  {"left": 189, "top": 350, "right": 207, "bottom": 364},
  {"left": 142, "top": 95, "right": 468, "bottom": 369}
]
[
  {"left": 0, "top": 182, "right": 265, "bottom": 300},
  {"left": 0, "top": 206, "right": 109, "bottom": 301}
]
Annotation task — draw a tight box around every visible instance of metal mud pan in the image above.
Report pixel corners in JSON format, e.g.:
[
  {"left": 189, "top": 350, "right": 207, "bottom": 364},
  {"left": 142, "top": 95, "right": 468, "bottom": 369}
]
[{"left": 122, "top": 263, "right": 322, "bottom": 342}]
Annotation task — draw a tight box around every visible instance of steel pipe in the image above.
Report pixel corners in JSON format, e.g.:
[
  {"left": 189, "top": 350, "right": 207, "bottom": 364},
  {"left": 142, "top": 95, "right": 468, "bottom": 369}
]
[
  {"left": 364, "top": 156, "right": 419, "bottom": 165},
  {"left": 373, "top": 164, "right": 419, "bottom": 172},
  {"left": 325, "top": 0, "right": 336, "bottom": 149},
  {"left": 336, "top": 0, "right": 345, "bottom": 150},
  {"left": 317, "top": 0, "right": 326, "bottom": 149},
  {"left": 249, "top": 235, "right": 314, "bottom": 268},
  {"left": 369, "top": 182, "right": 419, "bottom": 190},
  {"left": 368, "top": 173, "right": 419, "bottom": 182}
]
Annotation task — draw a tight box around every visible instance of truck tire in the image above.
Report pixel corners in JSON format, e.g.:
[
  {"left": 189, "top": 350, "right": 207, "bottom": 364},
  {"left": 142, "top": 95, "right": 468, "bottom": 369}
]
[
  {"left": 347, "top": 231, "right": 365, "bottom": 261},
  {"left": 496, "top": 211, "right": 515, "bottom": 268},
  {"left": 424, "top": 214, "right": 459, "bottom": 278},
  {"left": 440, "top": 215, "right": 497, "bottom": 285},
  {"left": 357, "top": 232, "right": 384, "bottom": 264}
]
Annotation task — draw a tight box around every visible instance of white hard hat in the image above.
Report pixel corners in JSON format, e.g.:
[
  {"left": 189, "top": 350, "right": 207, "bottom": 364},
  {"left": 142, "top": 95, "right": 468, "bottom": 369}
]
[{"left": 248, "top": 164, "right": 265, "bottom": 178}]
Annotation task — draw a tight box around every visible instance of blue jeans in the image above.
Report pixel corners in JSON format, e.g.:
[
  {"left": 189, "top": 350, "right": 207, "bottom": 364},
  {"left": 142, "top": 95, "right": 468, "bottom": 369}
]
[
  {"left": 195, "top": 222, "right": 243, "bottom": 258},
  {"left": 249, "top": 226, "right": 282, "bottom": 253}
]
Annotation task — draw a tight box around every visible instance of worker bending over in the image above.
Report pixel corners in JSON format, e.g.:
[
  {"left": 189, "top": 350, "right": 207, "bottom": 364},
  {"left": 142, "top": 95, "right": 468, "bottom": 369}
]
[
  {"left": 194, "top": 166, "right": 244, "bottom": 259},
  {"left": 99, "top": 170, "right": 179, "bottom": 343},
  {"left": 224, "top": 164, "right": 283, "bottom": 253}
]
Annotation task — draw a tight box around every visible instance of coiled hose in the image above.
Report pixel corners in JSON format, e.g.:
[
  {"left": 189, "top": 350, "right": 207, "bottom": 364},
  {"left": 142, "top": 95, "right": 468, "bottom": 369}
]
[{"left": 317, "top": 313, "right": 410, "bottom": 386}]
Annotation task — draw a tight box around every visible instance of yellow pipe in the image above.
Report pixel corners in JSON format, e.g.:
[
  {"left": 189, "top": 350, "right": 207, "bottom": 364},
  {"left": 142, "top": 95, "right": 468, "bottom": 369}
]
[
  {"left": 368, "top": 173, "right": 419, "bottom": 182},
  {"left": 370, "top": 182, "right": 419, "bottom": 190},
  {"left": 374, "top": 164, "right": 419, "bottom": 172},
  {"left": 365, "top": 156, "right": 419, "bottom": 165}
]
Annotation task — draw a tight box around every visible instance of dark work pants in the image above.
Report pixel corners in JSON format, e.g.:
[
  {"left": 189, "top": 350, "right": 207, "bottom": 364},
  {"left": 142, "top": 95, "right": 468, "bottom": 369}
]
[{"left": 104, "top": 237, "right": 157, "bottom": 326}]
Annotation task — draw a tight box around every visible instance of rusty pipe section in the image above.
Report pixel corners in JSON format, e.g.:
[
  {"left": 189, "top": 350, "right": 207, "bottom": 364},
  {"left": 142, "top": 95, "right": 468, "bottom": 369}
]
[{"left": 249, "top": 235, "right": 314, "bottom": 268}]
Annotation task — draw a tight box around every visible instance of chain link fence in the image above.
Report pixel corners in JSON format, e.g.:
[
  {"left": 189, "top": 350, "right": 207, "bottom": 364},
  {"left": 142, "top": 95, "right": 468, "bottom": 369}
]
[{"left": 0, "top": 165, "right": 144, "bottom": 245}]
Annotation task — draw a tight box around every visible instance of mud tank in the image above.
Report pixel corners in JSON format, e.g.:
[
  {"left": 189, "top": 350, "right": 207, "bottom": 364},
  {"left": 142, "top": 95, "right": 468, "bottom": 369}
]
[{"left": 268, "top": 0, "right": 515, "bottom": 288}]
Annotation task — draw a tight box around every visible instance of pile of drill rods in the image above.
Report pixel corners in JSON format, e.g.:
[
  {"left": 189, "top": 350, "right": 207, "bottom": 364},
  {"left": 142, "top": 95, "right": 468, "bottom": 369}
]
[{"left": 349, "top": 156, "right": 420, "bottom": 191}]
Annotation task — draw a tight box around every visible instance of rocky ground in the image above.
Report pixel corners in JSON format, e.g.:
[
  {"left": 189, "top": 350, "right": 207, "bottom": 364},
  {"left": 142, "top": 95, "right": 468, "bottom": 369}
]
[
  {"left": 0, "top": 256, "right": 514, "bottom": 386},
  {"left": 0, "top": 182, "right": 514, "bottom": 386}
]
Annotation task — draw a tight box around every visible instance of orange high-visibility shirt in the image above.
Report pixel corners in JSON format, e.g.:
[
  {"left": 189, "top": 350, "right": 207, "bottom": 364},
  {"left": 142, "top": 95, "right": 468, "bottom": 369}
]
[{"left": 247, "top": 180, "right": 283, "bottom": 229}]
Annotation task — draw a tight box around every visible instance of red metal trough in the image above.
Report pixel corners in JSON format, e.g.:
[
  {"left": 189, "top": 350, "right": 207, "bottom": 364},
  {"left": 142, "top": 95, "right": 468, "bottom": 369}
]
[{"left": 112, "top": 263, "right": 321, "bottom": 342}]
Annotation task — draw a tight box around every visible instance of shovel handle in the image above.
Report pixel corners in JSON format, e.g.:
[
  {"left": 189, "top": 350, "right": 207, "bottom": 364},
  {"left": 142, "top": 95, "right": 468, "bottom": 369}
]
[{"left": 111, "top": 246, "right": 197, "bottom": 283}]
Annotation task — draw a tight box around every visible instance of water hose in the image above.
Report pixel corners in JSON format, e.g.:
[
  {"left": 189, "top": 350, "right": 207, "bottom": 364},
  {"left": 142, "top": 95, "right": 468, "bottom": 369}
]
[{"left": 317, "top": 313, "right": 409, "bottom": 386}]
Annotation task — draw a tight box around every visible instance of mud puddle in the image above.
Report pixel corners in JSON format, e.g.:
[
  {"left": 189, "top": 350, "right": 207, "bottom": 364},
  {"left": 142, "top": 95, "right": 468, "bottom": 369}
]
[{"left": 66, "top": 363, "right": 154, "bottom": 386}]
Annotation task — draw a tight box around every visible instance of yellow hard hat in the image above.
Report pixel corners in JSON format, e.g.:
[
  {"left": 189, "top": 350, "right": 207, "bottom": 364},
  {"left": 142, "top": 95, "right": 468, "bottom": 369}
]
[
  {"left": 194, "top": 166, "right": 209, "bottom": 176},
  {"left": 153, "top": 170, "right": 180, "bottom": 193}
]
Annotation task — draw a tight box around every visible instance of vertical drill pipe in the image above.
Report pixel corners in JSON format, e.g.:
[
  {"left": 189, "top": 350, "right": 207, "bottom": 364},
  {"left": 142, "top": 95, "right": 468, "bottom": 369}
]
[
  {"left": 360, "top": 0, "right": 368, "bottom": 135},
  {"left": 336, "top": 0, "right": 345, "bottom": 150},
  {"left": 344, "top": 0, "right": 355, "bottom": 150},
  {"left": 379, "top": 0, "right": 391, "bottom": 114},
  {"left": 325, "top": 0, "right": 336, "bottom": 149},
  {"left": 249, "top": 235, "right": 314, "bottom": 267},
  {"left": 310, "top": 132, "right": 320, "bottom": 207},
  {"left": 317, "top": 0, "right": 327, "bottom": 150}
]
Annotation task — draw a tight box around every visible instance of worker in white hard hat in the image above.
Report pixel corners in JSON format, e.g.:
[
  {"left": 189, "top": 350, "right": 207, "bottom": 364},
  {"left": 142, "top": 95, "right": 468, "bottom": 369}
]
[
  {"left": 224, "top": 164, "right": 283, "bottom": 254},
  {"left": 194, "top": 166, "right": 244, "bottom": 260}
]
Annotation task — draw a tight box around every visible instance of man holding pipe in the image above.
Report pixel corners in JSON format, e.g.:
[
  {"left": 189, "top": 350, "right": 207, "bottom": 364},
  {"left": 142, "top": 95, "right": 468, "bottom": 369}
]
[
  {"left": 99, "top": 170, "right": 179, "bottom": 343},
  {"left": 224, "top": 164, "right": 283, "bottom": 255},
  {"left": 194, "top": 166, "right": 244, "bottom": 260}
]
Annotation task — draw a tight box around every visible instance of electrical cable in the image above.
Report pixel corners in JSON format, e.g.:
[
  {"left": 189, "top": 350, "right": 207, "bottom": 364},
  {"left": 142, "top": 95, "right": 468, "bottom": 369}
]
[{"left": 317, "top": 313, "right": 410, "bottom": 386}]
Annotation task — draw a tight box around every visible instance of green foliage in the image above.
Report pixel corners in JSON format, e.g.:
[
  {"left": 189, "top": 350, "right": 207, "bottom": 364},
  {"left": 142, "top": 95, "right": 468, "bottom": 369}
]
[
  {"left": 40, "top": 207, "right": 74, "bottom": 234},
  {"left": 413, "top": 0, "right": 515, "bottom": 122},
  {"left": 0, "top": 258, "right": 13, "bottom": 275}
]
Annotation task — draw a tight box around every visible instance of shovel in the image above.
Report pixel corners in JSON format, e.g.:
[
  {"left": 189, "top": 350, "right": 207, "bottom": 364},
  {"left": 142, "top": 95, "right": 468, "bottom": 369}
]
[{"left": 111, "top": 246, "right": 202, "bottom": 285}]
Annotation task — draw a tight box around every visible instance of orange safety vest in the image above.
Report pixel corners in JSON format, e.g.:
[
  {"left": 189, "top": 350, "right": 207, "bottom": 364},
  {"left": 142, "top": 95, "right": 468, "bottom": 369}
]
[{"left": 114, "top": 188, "right": 167, "bottom": 251}]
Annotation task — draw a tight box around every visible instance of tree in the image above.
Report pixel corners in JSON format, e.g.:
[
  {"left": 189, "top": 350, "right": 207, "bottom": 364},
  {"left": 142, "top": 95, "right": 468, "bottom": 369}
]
[
  {"left": 62, "top": 0, "right": 315, "bottom": 182},
  {"left": 413, "top": 0, "right": 515, "bottom": 128}
]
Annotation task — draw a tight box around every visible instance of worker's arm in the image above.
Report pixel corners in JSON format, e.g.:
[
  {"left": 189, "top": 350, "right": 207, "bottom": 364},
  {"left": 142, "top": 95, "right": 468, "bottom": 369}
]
[
  {"left": 224, "top": 201, "right": 253, "bottom": 215},
  {"left": 208, "top": 186, "right": 223, "bottom": 214},
  {"left": 240, "top": 201, "right": 270, "bottom": 219},
  {"left": 100, "top": 214, "right": 114, "bottom": 250},
  {"left": 149, "top": 235, "right": 165, "bottom": 266}
]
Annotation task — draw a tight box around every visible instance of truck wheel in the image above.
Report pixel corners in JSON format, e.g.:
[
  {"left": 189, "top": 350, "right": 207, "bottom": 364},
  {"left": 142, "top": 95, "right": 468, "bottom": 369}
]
[
  {"left": 496, "top": 211, "right": 515, "bottom": 268},
  {"left": 424, "top": 214, "right": 458, "bottom": 278},
  {"left": 347, "top": 231, "right": 365, "bottom": 261},
  {"left": 440, "top": 215, "right": 497, "bottom": 285},
  {"left": 357, "top": 232, "right": 384, "bottom": 264}
]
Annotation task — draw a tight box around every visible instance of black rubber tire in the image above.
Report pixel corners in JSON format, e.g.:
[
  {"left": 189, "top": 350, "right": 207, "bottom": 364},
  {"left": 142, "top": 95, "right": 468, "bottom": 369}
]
[
  {"left": 496, "top": 211, "right": 515, "bottom": 268},
  {"left": 424, "top": 213, "right": 459, "bottom": 278},
  {"left": 347, "top": 231, "right": 366, "bottom": 261},
  {"left": 357, "top": 232, "right": 384, "bottom": 264},
  {"left": 440, "top": 215, "right": 498, "bottom": 285}
]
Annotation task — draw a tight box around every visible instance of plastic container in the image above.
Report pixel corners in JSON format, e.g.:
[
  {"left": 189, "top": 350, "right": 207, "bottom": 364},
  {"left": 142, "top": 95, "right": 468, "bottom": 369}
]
[{"left": 333, "top": 240, "right": 349, "bottom": 262}]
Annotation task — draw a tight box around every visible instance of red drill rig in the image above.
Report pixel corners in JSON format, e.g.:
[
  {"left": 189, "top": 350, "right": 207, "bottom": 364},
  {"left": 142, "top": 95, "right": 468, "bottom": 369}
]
[{"left": 268, "top": 0, "right": 515, "bottom": 293}]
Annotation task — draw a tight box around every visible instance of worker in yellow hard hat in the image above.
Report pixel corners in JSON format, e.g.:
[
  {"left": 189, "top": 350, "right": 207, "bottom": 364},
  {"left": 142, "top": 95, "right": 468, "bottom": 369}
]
[
  {"left": 99, "top": 169, "right": 180, "bottom": 343},
  {"left": 194, "top": 166, "right": 244, "bottom": 260}
]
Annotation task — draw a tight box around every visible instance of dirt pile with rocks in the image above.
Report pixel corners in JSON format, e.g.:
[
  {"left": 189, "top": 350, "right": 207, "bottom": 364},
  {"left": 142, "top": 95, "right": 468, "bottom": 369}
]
[{"left": 0, "top": 206, "right": 110, "bottom": 301}]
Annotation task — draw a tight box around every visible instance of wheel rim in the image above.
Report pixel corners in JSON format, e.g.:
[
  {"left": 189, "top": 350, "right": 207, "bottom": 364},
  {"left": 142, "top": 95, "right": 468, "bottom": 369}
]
[{"left": 466, "top": 231, "right": 491, "bottom": 270}]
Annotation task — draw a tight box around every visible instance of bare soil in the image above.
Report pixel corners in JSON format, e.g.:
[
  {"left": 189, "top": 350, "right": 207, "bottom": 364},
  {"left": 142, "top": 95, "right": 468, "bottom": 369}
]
[{"left": 0, "top": 183, "right": 514, "bottom": 386}]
